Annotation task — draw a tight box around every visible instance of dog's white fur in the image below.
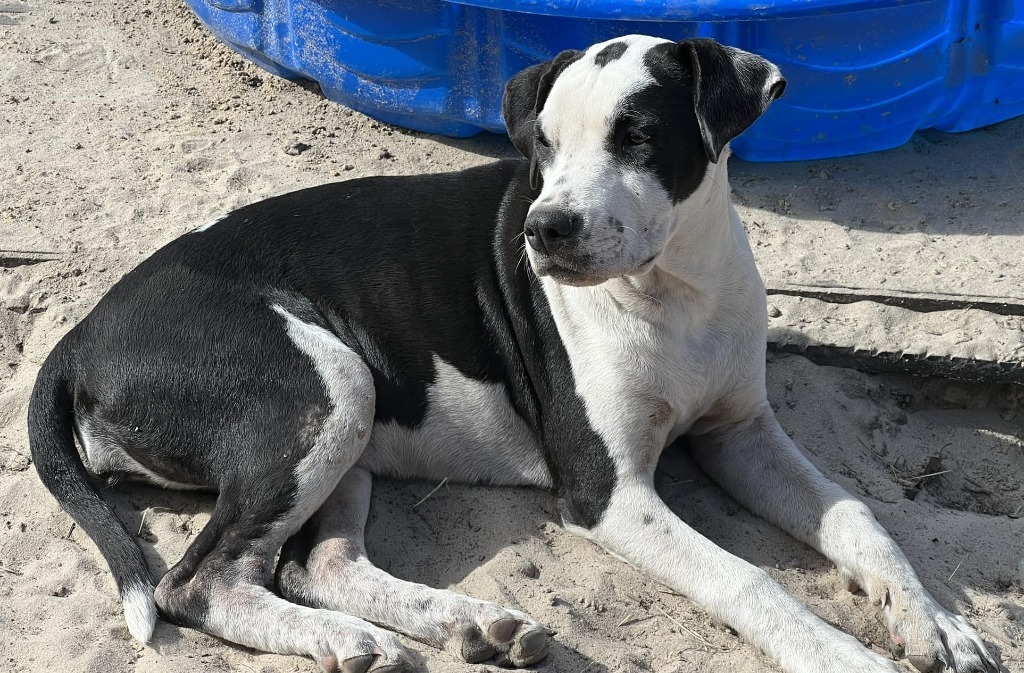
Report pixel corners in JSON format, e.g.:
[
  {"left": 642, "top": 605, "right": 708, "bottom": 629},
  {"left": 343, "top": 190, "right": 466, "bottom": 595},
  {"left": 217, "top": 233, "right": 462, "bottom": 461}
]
[
  {"left": 516, "top": 35, "right": 996, "bottom": 673},
  {"left": 192, "top": 213, "right": 227, "bottom": 233},
  {"left": 273, "top": 304, "right": 373, "bottom": 502},
  {"left": 359, "top": 356, "right": 551, "bottom": 487},
  {"left": 122, "top": 581, "right": 158, "bottom": 644},
  {"left": 77, "top": 418, "right": 208, "bottom": 491}
]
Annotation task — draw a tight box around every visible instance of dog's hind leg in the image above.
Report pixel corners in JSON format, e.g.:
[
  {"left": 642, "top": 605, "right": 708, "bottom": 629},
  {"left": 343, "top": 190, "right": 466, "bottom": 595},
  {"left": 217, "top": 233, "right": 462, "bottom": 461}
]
[
  {"left": 155, "top": 309, "right": 415, "bottom": 673},
  {"left": 690, "top": 404, "right": 998, "bottom": 673},
  {"left": 277, "top": 466, "right": 550, "bottom": 667},
  {"left": 155, "top": 484, "right": 414, "bottom": 672}
]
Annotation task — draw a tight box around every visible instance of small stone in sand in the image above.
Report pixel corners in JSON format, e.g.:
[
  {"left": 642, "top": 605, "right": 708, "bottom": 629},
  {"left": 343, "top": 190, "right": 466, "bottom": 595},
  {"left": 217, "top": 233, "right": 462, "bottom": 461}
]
[
  {"left": 518, "top": 561, "right": 540, "bottom": 579},
  {"left": 284, "top": 142, "right": 311, "bottom": 156}
]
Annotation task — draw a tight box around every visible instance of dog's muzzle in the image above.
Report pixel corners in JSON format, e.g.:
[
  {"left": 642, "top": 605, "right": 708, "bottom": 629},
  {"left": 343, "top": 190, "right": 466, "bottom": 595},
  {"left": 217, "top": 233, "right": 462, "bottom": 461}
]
[
  {"left": 524, "top": 209, "right": 611, "bottom": 285},
  {"left": 524, "top": 209, "right": 580, "bottom": 256}
]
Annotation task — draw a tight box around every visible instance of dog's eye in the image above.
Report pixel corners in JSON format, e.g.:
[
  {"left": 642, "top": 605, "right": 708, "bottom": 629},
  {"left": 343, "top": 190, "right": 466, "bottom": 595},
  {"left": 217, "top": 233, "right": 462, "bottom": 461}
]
[
  {"left": 625, "top": 129, "right": 650, "bottom": 146},
  {"left": 536, "top": 130, "right": 551, "bottom": 148}
]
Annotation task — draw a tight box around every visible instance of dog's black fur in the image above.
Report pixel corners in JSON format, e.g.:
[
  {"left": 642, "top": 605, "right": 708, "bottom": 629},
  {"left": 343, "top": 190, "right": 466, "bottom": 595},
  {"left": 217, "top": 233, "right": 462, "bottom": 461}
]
[
  {"left": 27, "top": 36, "right": 793, "bottom": 665},
  {"left": 28, "top": 159, "right": 619, "bottom": 625}
]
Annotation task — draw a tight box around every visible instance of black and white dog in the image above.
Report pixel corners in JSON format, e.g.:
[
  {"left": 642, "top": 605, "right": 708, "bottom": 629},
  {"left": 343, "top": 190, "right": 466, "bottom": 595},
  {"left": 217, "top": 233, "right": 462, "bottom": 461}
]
[{"left": 29, "top": 35, "right": 997, "bottom": 673}]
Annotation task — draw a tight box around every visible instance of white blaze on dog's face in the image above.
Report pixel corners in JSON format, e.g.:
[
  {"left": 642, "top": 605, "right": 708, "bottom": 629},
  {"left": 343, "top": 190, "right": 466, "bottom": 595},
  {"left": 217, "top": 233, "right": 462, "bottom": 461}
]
[
  {"left": 503, "top": 35, "right": 786, "bottom": 286},
  {"left": 530, "top": 36, "right": 680, "bottom": 285}
]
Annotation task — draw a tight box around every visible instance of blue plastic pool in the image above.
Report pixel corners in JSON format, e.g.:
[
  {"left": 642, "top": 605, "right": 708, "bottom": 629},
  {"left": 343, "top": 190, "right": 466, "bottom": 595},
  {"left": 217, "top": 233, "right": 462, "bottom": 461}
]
[{"left": 185, "top": 0, "right": 1024, "bottom": 161}]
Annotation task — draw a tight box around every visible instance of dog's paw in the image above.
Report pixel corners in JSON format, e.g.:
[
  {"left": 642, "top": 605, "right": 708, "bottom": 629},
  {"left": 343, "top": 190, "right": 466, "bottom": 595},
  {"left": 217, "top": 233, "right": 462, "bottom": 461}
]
[
  {"left": 846, "top": 571, "right": 999, "bottom": 673},
  {"left": 444, "top": 605, "right": 550, "bottom": 667},
  {"left": 492, "top": 614, "right": 551, "bottom": 667},
  {"left": 314, "top": 627, "right": 416, "bottom": 673},
  {"left": 891, "top": 605, "right": 998, "bottom": 673}
]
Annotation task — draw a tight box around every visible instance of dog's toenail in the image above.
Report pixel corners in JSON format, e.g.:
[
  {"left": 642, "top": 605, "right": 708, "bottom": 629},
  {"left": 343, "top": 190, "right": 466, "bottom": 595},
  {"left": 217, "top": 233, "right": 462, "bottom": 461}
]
[
  {"left": 519, "top": 629, "right": 548, "bottom": 657},
  {"left": 488, "top": 617, "right": 517, "bottom": 643},
  {"left": 341, "top": 654, "right": 375, "bottom": 673}
]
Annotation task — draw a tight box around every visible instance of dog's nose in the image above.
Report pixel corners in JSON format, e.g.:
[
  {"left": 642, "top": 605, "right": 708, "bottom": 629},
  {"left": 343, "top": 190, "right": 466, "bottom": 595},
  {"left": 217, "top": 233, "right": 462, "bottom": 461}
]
[{"left": 524, "top": 211, "right": 580, "bottom": 254}]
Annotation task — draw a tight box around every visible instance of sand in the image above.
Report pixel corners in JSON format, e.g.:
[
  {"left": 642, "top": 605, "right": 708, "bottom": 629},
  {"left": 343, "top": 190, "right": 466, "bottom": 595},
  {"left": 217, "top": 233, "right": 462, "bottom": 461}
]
[{"left": 1, "top": 1, "right": 1021, "bottom": 672}]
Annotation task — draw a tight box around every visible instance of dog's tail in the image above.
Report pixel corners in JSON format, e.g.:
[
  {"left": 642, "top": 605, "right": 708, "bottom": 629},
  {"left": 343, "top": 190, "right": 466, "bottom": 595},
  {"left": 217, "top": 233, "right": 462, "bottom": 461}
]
[{"left": 27, "top": 342, "right": 157, "bottom": 644}]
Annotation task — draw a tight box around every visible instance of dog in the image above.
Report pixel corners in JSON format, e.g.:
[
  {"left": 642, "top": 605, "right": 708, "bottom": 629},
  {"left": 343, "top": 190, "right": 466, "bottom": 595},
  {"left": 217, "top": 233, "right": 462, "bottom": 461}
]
[{"left": 28, "top": 35, "right": 998, "bottom": 673}]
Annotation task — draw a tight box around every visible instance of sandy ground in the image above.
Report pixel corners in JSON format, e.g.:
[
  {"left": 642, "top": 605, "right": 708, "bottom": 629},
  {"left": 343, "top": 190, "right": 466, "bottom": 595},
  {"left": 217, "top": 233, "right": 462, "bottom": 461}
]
[{"left": 1, "top": 1, "right": 1022, "bottom": 672}]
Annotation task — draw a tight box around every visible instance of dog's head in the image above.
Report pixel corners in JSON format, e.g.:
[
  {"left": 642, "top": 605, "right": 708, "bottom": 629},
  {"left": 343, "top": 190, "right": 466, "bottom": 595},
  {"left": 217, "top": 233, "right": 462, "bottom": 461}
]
[{"left": 503, "top": 35, "right": 785, "bottom": 286}]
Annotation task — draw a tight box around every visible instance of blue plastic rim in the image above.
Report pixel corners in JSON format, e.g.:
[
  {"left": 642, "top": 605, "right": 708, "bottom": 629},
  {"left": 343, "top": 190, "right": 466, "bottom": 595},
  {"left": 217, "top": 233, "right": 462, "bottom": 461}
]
[{"left": 185, "top": 0, "right": 1024, "bottom": 161}]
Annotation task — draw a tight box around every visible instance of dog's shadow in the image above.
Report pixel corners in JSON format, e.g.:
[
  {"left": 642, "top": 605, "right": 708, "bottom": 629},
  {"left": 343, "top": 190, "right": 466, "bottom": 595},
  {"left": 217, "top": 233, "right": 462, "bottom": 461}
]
[
  {"left": 102, "top": 483, "right": 213, "bottom": 653},
  {"left": 421, "top": 129, "right": 519, "bottom": 162},
  {"left": 654, "top": 400, "right": 1018, "bottom": 670},
  {"left": 368, "top": 426, "right": 1017, "bottom": 670},
  {"left": 364, "top": 478, "right": 609, "bottom": 672}
]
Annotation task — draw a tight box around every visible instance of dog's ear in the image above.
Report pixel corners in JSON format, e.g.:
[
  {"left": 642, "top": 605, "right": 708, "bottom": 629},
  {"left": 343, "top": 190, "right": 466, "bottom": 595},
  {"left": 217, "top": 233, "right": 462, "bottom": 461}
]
[
  {"left": 677, "top": 39, "right": 786, "bottom": 163},
  {"left": 503, "top": 50, "right": 583, "bottom": 185}
]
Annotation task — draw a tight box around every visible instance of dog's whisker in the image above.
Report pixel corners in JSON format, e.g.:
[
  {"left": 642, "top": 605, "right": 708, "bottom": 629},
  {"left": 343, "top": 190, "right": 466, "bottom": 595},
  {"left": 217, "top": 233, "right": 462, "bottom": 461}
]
[
  {"left": 515, "top": 243, "right": 529, "bottom": 275},
  {"left": 518, "top": 245, "right": 536, "bottom": 278}
]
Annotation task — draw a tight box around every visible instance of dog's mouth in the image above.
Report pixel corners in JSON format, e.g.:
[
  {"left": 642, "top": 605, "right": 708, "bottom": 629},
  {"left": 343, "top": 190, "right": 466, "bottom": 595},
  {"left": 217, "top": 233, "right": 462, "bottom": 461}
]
[
  {"left": 534, "top": 254, "right": 659, "bottom": 286},
  {"left": 542, "top": 264, "right": 608, "bottom": 287}
]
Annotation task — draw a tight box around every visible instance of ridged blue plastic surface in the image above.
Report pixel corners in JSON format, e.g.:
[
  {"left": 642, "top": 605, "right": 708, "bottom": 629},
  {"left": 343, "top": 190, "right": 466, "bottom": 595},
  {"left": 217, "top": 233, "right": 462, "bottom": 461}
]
[{"left": 185, "top": 0, "right": 1024, "bottom": 161}]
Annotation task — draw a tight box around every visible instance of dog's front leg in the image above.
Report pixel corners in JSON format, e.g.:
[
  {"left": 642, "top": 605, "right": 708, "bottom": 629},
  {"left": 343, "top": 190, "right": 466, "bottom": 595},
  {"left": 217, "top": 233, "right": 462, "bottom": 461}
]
[
  {"left": 564, "top": 474, "right": 901, "bottom": 673},
  {"left": 689, "top": 405, "right": 998, "bottom": 673}
]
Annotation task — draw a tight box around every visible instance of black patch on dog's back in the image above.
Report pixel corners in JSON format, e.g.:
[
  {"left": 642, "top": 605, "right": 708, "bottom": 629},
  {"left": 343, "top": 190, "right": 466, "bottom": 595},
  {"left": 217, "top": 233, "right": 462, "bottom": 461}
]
[
  {"left": 243, "top": 162, "right": 617, "bottom": 527},
  {"left": 212, "top": 165, "right": 520, "bottom": 429},
  {"left": 594, "top": 42, "right": 628, "bottom": 67}
]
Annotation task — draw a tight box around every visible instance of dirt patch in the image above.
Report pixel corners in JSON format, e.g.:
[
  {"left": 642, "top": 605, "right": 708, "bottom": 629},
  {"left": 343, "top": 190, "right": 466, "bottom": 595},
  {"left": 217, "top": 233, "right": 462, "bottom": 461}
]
[{"left": 881, "top": 379, "right": 1024, "bottom": 517}]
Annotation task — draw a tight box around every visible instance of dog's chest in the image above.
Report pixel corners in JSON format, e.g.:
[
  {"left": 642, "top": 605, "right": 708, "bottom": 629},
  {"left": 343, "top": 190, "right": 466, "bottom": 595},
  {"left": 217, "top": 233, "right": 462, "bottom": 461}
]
[{"left": 549, "top": 285, "right": 760, "bottom": 470}]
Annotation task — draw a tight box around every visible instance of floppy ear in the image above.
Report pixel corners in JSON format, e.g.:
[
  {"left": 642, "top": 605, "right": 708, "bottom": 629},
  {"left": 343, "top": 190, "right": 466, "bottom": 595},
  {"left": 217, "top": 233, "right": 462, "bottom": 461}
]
[
  {"left": 679, "top": 39, "right": 786, "bottom": 163},
  {"left": 502, "top": 50, "right": 583, "bottom": 187}
]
